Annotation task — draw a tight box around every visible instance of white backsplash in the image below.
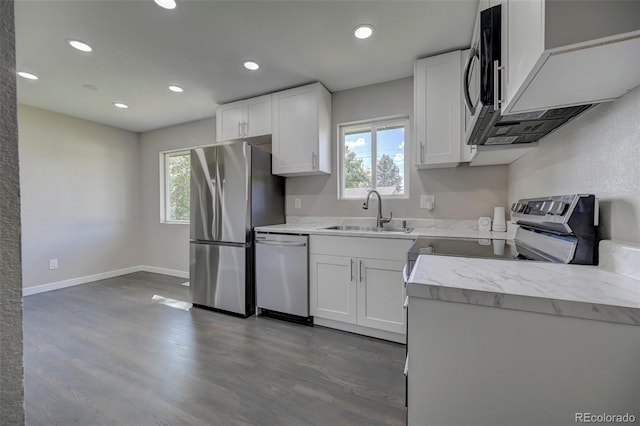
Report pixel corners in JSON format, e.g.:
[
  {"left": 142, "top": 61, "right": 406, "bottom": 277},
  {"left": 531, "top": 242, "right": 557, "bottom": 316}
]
[
  {"left": 598, "top": 240, "right": 640, "bottom": 281},
  {"left": 286, "top": 215, "right": 516, "bottom": 236}
]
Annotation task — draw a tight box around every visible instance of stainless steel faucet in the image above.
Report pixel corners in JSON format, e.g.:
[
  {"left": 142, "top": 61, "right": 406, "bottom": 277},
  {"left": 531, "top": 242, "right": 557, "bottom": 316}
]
[{"left": 362, "top": 189, "right": 392, "bottom": 228}]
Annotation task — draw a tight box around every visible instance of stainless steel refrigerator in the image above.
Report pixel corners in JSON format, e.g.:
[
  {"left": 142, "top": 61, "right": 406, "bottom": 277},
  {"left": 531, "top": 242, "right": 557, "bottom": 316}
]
[{"left": 189, "top": 141, "right": 284, "bottom": 317}]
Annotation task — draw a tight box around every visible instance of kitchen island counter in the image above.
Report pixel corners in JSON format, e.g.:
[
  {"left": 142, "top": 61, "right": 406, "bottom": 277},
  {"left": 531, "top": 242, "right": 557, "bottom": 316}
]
[
  {"left": 407, "top": 254, "right": 640, "bottom": 326},
  {"left": 405, "top": 241, "right": 640, "bottom": 426}
]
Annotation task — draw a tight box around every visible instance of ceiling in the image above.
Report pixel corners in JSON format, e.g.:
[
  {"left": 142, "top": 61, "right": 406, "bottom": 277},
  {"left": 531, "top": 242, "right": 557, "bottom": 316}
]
[{"left": 15, "top": 0, "right": 478, "bottom": 133}]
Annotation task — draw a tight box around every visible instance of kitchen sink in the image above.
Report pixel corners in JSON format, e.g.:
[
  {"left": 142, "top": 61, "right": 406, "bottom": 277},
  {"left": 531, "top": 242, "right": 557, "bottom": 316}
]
[{"left": 322, "top": 225, "right": 413, "bottom": 233}]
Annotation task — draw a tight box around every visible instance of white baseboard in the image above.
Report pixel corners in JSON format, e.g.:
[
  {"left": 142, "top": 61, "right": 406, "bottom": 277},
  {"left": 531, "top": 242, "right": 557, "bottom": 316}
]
[
  {"left": 313, "top": 317, "right": 406, "bottom": 344},
  {"left": 23, "top": 266, "right": 143, "bottom": 296},
  {"left": 23, "top": 265, "right": 189, "bottom": 296},
  {"left": 139, "top": 265, "right": 189, "bottom": 279}
]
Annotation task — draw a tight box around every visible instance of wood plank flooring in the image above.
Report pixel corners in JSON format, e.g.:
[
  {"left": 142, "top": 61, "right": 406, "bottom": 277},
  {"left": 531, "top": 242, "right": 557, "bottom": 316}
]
[{"left": 23, "top": 272, "right": 406, "bottom": 426}]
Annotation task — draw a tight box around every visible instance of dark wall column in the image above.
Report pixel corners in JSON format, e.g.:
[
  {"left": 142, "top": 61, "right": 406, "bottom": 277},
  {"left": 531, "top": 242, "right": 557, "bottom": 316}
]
[{"left": 0, "top": 0, "right": 25, "bottom": 423}]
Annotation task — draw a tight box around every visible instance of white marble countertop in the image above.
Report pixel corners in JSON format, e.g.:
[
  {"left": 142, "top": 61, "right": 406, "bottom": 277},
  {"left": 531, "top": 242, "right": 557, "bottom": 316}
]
[
  {"left": 407, "top": 255, "right": 640, "bottom": 326},
  {"left": 255, "top": 219, "right": 514, "bottom": 241}
]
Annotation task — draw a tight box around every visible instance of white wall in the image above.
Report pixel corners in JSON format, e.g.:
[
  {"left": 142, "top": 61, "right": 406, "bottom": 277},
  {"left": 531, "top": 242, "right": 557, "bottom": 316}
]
[
  {"left": 18, "top": 105, "right": 141, "bottom": 288},
  {"left": 139, "top": 117, "right": 216, "bottom": 274},
  {"left": 286, "top": 77, "right": 510, "bottom": 220},
  {"left": 508, "top": 86, "right": 640, "bottom": 244}
]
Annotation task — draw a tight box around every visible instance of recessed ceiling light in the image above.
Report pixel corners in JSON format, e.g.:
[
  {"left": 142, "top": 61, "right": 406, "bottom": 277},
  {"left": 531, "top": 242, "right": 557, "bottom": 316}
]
[
  {"left": 168, "top": 85, "right": 184, "bottom": 93},
  {"left": 67, "top": 39, "right": 93, "bottom": 52},
  {"left": 17, "top": 71, "right": 39, "bottom": 80},
  {"left": 353, "top": 24, "right": 374, "bottom": 40},
  {"left": 243, "top": 61, "right": 260, "bottom": 71},
  {"left": 154, "top": 0, "right": 177, "bottom": 10},
  {"left": 113, "top": 102, "right": 129, "bottom": 109}
]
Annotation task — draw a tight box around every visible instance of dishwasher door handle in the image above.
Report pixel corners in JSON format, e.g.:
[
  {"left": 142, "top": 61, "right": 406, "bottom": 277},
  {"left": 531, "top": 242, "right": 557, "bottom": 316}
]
[{"left": 255, "top": 240, "right": 307, "bottom": 247}]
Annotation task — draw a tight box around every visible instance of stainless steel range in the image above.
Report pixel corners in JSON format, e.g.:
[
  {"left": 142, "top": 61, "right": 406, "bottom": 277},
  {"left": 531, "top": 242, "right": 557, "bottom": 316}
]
[{"left": 407, "top": 194, "right": 599, "bottom": 276}]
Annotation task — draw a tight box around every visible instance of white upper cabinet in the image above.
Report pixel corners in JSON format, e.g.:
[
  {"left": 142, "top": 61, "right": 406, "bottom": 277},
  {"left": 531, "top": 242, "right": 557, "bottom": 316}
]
[
  {"left": 272, "top": 82, "right": 331, "bottom": 176},
  {"left": 216, "top": 94, "right": 272, "bottom": 141},
  {"left": 414, "top": 50, "right": 464, "bottom": 169},
  {"left": 501, "top": 0, "right": 640, "bottom": 114}
]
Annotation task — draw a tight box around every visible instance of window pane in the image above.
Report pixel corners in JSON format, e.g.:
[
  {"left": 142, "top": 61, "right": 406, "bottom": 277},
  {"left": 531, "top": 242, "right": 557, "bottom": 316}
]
[
  {"left": 376, "top": 125, "right": 405, "bottom": 195},
  {"left": 344, "top": 130, "right": 372, "bottom": 198},
  {"left": 168, "top": 153, "right": 190, "bottom": 221}
]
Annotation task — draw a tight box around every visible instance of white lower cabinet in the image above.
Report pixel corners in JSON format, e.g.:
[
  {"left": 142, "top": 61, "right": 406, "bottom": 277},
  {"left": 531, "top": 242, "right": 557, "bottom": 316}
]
[
  {"left": 309, "top": 236, "right": 411, "bottom": 342},
  {"left": 356, "top": 258, "right": 406, "bottom": 334},
  {"left": 309, "top": 254, "right": 357, "bottom": 324},
  {"left": 407, "top": 296, "right": 640, "bottom": 425}
]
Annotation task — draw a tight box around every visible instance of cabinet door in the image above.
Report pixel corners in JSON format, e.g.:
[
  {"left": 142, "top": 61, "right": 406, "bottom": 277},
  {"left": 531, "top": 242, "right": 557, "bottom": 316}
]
[
  {"left": 357, "top": 258, "right": 406, "bottom": 334},
  {"left": 501, "top": 0, "right": 545, "bottom": 114},
  {"left": 245, "top": 94, "right": 272, "bottom": 137},
  {"left": 216, "top": 101, "right": 244, "bottom": 141},
  {"left": 414, "top": 51, "right": 462, "bottom": 168},
  {"left": 272, "top": 85, "right": 318, "bottom": 175},
  {"left": 309, "top": 254, "right": 356, "bottom": 324}
]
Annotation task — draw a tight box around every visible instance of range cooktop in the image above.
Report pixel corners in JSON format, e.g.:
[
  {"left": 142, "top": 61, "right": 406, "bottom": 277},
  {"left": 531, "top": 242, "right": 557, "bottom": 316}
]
[
  {"left": 406, "top": 237, "right": 521, "bottom": 275},
  {"left": 409, "top": 237, "right": 517, "bottom": 259}
]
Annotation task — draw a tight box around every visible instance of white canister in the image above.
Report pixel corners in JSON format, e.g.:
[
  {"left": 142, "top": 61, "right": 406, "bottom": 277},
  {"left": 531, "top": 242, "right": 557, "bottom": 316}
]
[{"left": 492, "top": 206, "right": 507, "bottom": 232}]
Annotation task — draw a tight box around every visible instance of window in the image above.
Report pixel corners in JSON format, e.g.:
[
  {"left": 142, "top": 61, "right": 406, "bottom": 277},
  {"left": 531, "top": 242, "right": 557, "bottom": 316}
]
[
  {"left": 161, "top": 150, "right": 190, "bottom": 223},
  {"left": 339, "top": 117, "right": 409, "bottom": 199}
]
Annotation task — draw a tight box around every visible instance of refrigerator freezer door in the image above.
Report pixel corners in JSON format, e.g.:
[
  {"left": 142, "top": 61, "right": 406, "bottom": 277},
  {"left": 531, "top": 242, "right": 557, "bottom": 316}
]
[
  {"left": 190, "top": 143, "right": 250, "bottom": 244},
  {"left": 190, "top": 242, "right": 249, "bottom": 315}
]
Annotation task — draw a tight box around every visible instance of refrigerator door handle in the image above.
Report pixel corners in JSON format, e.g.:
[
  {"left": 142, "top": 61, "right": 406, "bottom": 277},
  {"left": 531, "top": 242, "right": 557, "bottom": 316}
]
[
  {"left": 214, "top": 150, "right": 224, "bottom": 241},
  {"left": 191, "top": 240, "right": 248, "bottom": 248},
  {"left": 244, "top": 143, "right": 250, "bottom": 202}
]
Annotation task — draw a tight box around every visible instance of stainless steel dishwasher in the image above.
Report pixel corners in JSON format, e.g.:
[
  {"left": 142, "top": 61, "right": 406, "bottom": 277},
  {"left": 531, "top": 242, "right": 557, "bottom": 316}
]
[{"left": 255, "top": 232, "right": 311, "bottom": 324}]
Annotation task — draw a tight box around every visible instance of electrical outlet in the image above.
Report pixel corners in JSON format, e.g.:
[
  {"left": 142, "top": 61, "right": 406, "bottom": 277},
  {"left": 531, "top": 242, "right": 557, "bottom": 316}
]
[
  {"left": 49, "top": 259, "right": 59, "bottom": 270},
  {"left": 420, "top": 195, "right": 435, "bottom": 210},
  {"left": 294, "top": 198, "right": 302, "bottom": 209}
]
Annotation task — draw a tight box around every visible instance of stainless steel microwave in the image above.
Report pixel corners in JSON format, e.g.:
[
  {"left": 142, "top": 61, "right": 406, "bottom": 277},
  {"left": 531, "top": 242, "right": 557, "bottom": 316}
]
[{"left": 463, "top": 4, "right": 591, "bottom": 146}]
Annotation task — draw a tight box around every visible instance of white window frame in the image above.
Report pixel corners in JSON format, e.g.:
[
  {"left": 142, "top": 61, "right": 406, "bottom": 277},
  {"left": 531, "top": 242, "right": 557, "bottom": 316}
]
[
  {"left": 160, "top": 149, "right": 191, "bottom": 224},
  {"left": 338, "top": 116, "right": 410, "bottom": 200}
]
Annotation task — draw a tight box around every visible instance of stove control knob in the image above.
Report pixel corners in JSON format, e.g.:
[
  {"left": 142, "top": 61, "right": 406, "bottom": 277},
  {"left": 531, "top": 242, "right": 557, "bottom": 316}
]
[{"left": 549, "top": 201, "right": 567, "bottom": 215}]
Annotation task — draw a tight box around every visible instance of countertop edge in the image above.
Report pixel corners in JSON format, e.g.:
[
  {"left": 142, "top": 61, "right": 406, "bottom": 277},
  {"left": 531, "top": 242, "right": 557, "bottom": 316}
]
[
  {"left": 406, "top": 278, "right": 640, "bottom": 327},
  {"left": 254, "top": 225, "right": 512, "bottom": 240}
]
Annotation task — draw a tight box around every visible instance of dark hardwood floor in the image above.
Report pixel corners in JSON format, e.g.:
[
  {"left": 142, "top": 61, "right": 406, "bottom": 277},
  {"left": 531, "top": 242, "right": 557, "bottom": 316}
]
[{"left": 23, "top": 272, "right": 406, "bottom": 426}]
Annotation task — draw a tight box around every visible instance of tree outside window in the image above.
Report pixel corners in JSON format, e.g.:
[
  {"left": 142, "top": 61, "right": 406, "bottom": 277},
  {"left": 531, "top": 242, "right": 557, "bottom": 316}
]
[
  {"left": 162, "top": 151, "right": 190, "bottom": 223},
  {"left": 340, "top": 118, "right": 408, "bottom": 199}
]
